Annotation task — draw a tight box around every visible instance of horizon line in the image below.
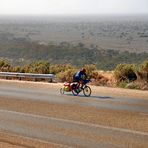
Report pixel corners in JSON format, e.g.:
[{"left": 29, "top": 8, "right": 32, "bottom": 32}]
[{"left": 0, "top": 13, "right": 148, "bottom": 17}]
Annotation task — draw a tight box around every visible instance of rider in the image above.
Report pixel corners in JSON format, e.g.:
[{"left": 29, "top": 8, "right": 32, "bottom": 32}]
[{"left": 73, "top": 68, "right": 88, "bottom": 89}]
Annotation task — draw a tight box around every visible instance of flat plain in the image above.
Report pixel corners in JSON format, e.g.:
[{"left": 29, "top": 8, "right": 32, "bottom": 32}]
[{"left": 0, "top": 15, "right": 148, "bottom": 53}]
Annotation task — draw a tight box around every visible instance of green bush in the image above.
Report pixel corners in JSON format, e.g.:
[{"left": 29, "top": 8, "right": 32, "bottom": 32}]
[
  {"left": 114, "top": 64, "right": 137, "bottom": 83},
  {"left": 11, "top": 66, "right": 23, "bottom": 73},
  {"left": 140, "top": 60, "right": 148, "bottom": 72},
  {"left": 125, "top": 82, "right": 140, "bottom": 89},
  {"left": 0, "top": 59, "right": 11, "bottom": 72},
  {"left": 23, "top": 61, "right": 50, "bottom": 74},
  {"left": 57, "top": 68, "right": 77, "bottom": 82},
  {"left": 136, "top": 60, "right": 148, "bottom": 82},
  {"left": 83, "top": 64, "right": 97, "bottom": 79},
  {"left": 49, "top": 64, "right": 75, "bottom": 74},
  {"left": 118, "top": 81, "right": 128, "bottom": 88}
]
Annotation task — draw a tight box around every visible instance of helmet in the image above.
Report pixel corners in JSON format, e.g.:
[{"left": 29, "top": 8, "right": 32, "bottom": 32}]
[{"left": 81, "top": 68, "right": 86, "bottom": 73}]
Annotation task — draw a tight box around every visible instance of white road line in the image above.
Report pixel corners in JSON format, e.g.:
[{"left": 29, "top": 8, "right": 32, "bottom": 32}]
[{"left": 0, "top": 109, "right": 148, "bottom": 136}]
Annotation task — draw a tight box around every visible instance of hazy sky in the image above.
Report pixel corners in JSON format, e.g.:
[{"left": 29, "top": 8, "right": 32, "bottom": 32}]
[{"left": 0, "top": 0, "right": 148, "bottom": 15}]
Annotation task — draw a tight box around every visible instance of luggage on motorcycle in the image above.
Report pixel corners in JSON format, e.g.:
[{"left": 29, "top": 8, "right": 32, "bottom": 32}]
[
  {"left": 64, "top": 82, "right": 70, "bottom": 86},
  {"left": 64, "top": 86, "right": 70, "bottom": 92},
  {"left": 63, "top": 82, "right": 71, "bottom": 92}
]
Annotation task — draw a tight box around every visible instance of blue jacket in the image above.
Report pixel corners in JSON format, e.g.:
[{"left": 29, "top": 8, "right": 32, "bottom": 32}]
[{"left": 74, "top": 71, "right": 87, "bottom": 80}]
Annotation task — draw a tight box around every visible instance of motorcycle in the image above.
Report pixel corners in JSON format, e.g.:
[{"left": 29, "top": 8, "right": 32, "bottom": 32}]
[{"left": 60, "top": 80, "right": 91, "bottom": 97}]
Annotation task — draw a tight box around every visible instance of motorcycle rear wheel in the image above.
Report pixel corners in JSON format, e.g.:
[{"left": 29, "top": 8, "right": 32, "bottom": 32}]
[{"left": 72, "top": 89, "right": 79, "bottom": 96}]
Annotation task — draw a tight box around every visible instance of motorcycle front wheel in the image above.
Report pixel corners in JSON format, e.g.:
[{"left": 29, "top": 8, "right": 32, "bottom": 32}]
[{"left": 83, "top": 86, "right": 91, "bottom": 97}]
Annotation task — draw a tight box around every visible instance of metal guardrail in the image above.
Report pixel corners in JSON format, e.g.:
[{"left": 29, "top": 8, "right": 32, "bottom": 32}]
[{"left": 0, "top": 72, "right": 55, "bottom": 82}]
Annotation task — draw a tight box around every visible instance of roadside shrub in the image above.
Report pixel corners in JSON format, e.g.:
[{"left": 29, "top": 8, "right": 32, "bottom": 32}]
[
  {"left": 114, "top": 64, "right": 137, "bottom": 83},
  {"left": 23, "top": 61, "right": 50, "bottom": 74},
  {"left": 140, "top": 60, "right": 148, "bottom": 72},
  {"left": 137, "top": 60, "right": 148, "bottom": 82},
  {"left": 91, "top": 73, "right": 110, "bottom": 86},
  {"left": 49, "top": 64, "right": 75, "bottom": 74},
  {"left": 57, "top": 68, "right": 77, "bottom": 82},
  {"left": 83, "top": 64, "right": 97, "bottom": 79},
  {"left": 125, "top": 82, "right": 140, "bottom": 89},
  {"left": 11, "top": 66, "right": 24, "bottom": 73},
  {"left": 118, "top": 81, "right": 128, "bottom": 88},
  {"left": 0, "top": 59, "right": 11, "bottom": 72},
  {"left": 91, "top": 70, "right": 115, "bottom": 86}
]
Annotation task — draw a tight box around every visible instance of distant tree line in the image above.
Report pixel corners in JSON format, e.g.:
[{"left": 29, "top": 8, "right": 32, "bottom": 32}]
[{"left": 0, "top": 41, "right": 148, "bottom": 70}]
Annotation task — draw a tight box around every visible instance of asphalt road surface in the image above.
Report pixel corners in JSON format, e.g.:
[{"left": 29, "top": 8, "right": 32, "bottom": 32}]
[{"left": 0, "top": 80, "right": 148, "bottom": 147}]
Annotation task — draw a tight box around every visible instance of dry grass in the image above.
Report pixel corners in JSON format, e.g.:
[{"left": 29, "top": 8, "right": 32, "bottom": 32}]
[{"left": 91, "top": 71, "right": 115, "bottom": 86}]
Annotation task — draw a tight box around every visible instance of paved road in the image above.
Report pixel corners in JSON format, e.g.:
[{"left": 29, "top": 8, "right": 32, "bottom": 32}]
[
  {"left": 0, "top": 83, "right": 148, "bottom": 113},
  {"left": 0, "top": 109, "right": 148, "bottom": 148},
  {"left": 0, "top": 81, "right": 148, "bottom": 147}
]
